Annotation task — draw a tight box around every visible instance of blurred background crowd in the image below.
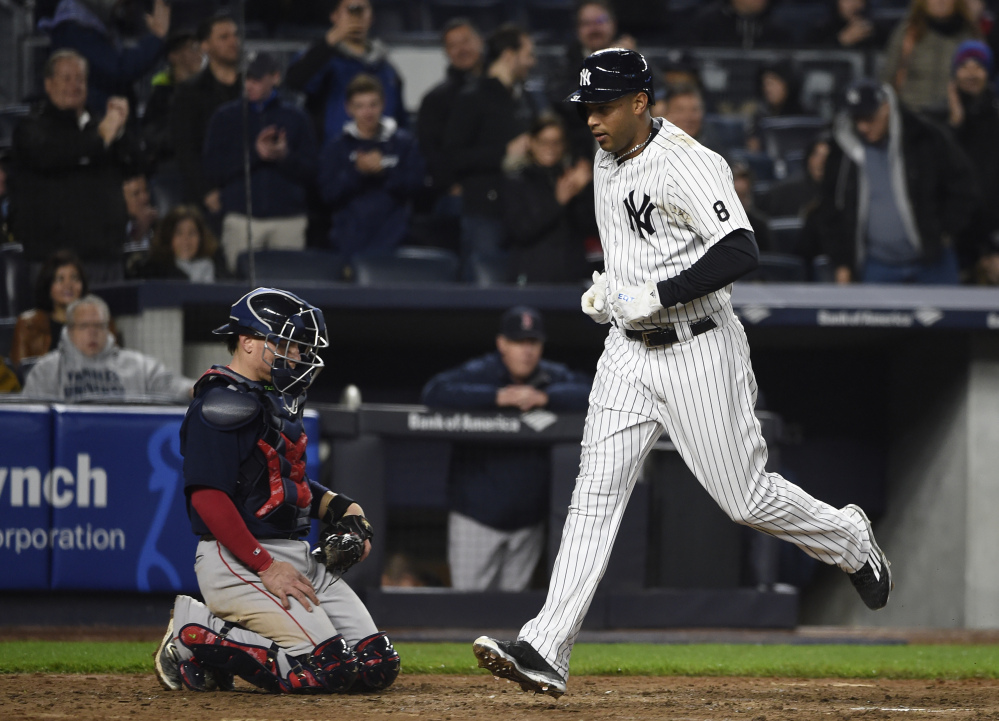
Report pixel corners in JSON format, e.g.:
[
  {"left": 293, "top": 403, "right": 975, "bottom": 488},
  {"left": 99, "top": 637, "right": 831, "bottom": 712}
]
[{"left": 1, "top": 0, "right": 999, "bottom": 390}]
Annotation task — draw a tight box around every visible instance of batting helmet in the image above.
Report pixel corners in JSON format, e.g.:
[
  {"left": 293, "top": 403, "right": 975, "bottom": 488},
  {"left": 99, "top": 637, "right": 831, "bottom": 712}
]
[
  {"left": 565, "top": 47, "right": 655, "bottom": 104},
  {"left": 214, "top": 288, "right": 329, "bottom": 399}
]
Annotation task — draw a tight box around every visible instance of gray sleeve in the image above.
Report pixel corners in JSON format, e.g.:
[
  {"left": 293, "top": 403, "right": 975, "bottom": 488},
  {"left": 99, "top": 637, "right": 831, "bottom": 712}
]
[
  {"left": 20, "top": 355, "right": 61, "bottom": 400},
  {"left": 144, "top": 357, "right": 195, "bottom": 404}
]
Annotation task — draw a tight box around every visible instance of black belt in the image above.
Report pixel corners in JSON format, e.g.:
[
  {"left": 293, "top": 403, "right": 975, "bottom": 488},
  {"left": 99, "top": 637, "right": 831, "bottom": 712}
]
[{"left": 624, "top": 316, "right": 717, "bottom": 348}]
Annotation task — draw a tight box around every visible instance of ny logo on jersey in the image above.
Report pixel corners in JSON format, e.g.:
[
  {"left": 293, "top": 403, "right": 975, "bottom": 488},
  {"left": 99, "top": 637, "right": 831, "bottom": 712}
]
[
  {"left": 580, "top": 68, "right": 592, "bottom": 86},
  {"left": 623, "top": 190, "right": 657, "bottom": 239}
]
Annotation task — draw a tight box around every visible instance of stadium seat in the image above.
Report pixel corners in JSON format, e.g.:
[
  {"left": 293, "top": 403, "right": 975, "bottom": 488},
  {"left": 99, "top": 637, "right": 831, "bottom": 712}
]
[
  {"left": 0, "top": 104, "right": 30, "bottom": 150},
  {"left": 352, "top": 246, "right": 460, "bottom": 285},
  {"left": 727, "top": 149, "right": 776, "bottom": 182},
  {"left": 235, "top": 249, "right": 345, "bottom": 282},
  {"left": 740, "top": 252, "right": 807, "bottom": 283},
  {"left": 469, "top": 253, "right": 510, "bottom": 287},
  {"left": 767, "top": 216, "right": 805, "bottom": 255},
  {"left": 702, "top": 113, "right": 748, "bottom": 155},
  {"left": 757, "top": 116, "right": 829, "bottom": 166}
]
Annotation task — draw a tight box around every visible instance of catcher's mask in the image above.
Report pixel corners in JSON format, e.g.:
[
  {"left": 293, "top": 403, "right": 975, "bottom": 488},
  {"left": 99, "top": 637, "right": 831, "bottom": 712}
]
[{"left": 214, "top": 288, "right": 329, "bottom": 406}]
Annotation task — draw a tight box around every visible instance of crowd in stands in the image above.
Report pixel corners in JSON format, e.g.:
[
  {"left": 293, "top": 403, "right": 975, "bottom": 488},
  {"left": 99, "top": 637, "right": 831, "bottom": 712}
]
[{"left": 3, "top": 0, "right": 999, "bottom": 395}]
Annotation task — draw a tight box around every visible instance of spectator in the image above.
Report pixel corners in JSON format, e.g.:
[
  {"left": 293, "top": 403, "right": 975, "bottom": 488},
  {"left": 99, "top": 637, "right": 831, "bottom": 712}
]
[
  {"left": 10, "top": 49, "right": 137, "bottom": 282},
  {"left": 947, "top": 40, "right": 999, "bottom": 277},
  {"left": 744, "top": 61, "right": 810, "bottom": 151},
  {"left": 974, "top": 232, "right": 999, "bottom": 284},
  {"left": 807, "top": 0, "right": 886, "bottom": 50},
  {"left": 142, "top": 31, "right": 204, "bottom": 166},
  {"left": 656, "top": 83, "right": 727, "bottom": 154},
  {"left": 443, "top": 24, "right": 539, "bottom": 281},
  {"left": 417, "top": 18, "right": 484, "bottom": 212},
  {"left": 0, "top": 358, "right": 19, "bottom": 393},
  {"left": 731, "top": 161, "right": 775, "bottom": 252},
  {"left": 689, "top": 0, "right": 793, "bottom": 49},
  {"left": 813, "top": 79, "right": 978, "bottom": 284},
  {"left": 203, "top": 52, "right": 318, "bottom": 274},
  {"left": 138, "top": 205, "right": 218, "bottom": 282},
  {"left": 549, "top": 1, "right": 636, "bottom": 158},
  {"left": 881, "top": 0, "right": 980, "bottom": 121},
  {"left": 318, "top": 74, "right": 424, "bottom": 261},
  {"left": 40, "top": 0, "right": 171, "bottom": 114},
  {"left": 169, "top": 13, "right": 241, "bottom": 214},
  {"left": 10, "top": 250, "right": 90, "bottom": 366},
  {"left": 0, "top": 150, "right": 11, "bottom": 244},
  {"left": 122, "top": 172, "right": 158, "bottom": 277},
  {"left": 502, "top": 114, "right": 596, "bottom": 284},
  {"left": 758, "top": 135, "right": 831, "bottom": 218},
  {"left": 421, "top": 306, "right": 591, "bottom": 591},
  {"left": 22, "top": 293, "right": 193, "bottom": 403},
  {"left": 284, "top": 0, "right": 406, "bottom": 144}
]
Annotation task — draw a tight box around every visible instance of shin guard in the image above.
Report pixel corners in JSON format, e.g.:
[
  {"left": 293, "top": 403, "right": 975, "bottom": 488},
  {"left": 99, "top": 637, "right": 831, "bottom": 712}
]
[{"left": 353, "top": 632, "right": 400, "bottom": 691}]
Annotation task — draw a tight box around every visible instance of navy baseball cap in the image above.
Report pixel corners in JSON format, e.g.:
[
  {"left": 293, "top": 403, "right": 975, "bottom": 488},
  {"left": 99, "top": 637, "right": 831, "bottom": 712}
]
[
  {"left": 843, "top": 79, "right": 887, "bottom": 120},
  {"left": 500, "top": 306, "right": 546, "bottom": 341}
]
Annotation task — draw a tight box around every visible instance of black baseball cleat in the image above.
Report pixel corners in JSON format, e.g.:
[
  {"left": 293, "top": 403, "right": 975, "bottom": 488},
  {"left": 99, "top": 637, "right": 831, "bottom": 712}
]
[
  {"left": 844, "top": 504, "right": 893, "bottom": 610},
  {"left": 472, "top": 636, "right": 567, "bottom": 698}
]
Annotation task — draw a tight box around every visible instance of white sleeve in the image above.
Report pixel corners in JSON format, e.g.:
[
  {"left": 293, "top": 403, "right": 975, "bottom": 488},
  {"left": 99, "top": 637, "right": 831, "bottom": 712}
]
[{"left": 668, "top": 148, "right": 751, "bottom": 246}]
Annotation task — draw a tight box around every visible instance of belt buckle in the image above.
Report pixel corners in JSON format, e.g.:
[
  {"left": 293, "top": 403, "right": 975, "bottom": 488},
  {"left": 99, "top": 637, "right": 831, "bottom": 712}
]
[{"left": 641, "top": 327, "right": 669, "bottom": 348}]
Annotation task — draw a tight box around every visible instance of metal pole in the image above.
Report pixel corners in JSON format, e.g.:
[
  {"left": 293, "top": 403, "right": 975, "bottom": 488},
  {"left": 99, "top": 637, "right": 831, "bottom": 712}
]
[{"left": 236, "top": 0, "right": 254, "bottom": 287}]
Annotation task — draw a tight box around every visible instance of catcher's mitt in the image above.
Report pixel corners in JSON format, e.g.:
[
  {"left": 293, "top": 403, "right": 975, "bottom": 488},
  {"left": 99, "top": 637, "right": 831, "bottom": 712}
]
[{"left": 314, "top": 514, "right": 374, "bottom": 577}]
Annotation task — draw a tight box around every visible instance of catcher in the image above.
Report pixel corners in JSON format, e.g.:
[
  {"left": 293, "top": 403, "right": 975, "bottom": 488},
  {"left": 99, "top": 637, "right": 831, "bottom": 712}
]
[{"left": 153, "top": 287, "right": 399, "bottom": 694}]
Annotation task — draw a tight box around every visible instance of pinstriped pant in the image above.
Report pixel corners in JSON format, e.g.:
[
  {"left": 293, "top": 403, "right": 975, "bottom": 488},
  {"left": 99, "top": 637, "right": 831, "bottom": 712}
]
[{"left": 519, "top": 310, "right": 871, "bottom": 679}]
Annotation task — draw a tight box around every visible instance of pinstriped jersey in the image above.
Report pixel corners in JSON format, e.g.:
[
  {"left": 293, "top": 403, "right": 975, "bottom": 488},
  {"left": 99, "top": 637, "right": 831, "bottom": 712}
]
[{"left": 596, "top": 117, "right": 752, "bottom": 329}]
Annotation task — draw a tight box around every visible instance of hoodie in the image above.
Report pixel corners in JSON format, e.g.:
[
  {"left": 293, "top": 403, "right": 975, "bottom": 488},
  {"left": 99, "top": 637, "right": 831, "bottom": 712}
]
[{"left": 22, "top": 327, "right": 193, "bottom": 404}]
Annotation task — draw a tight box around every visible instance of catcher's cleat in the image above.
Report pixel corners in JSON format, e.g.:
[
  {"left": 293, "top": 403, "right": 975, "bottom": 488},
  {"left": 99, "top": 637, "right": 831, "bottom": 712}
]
[
  {"left": 472, "top": 636, "right": 566, "bottom": 699},
  {"left": 153, "top": 615, "right": 183, "bottom": 691},
  {"left": 844, "top": 504, "right": 893, "bottom": 610},
  {"left": 154, "top": 612, "right": 231, "bottom": 692}
]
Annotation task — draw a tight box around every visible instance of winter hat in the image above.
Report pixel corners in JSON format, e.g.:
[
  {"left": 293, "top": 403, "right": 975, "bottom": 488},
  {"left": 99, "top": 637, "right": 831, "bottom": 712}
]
[{"left": 952, "top": 40, "right": 993, "bottom": 76}]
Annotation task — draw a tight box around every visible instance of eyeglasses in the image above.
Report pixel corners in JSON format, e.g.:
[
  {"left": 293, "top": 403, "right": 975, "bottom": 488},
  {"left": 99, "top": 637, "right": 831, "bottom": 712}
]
[
  {"left": 70, "top": 322, "right": 108, "bottom": 331},
  {"left": 347, "top": 3, "right": 367, "bottom": 14}
]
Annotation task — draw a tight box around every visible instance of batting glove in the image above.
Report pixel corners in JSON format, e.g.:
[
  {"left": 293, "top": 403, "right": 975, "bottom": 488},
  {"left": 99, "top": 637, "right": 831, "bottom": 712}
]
[
  {"left": 581, "top": 271, "right": 611, "bottom": 324},
  {"left": 613, "top": 280, "right": 664, "bottom": 324}
]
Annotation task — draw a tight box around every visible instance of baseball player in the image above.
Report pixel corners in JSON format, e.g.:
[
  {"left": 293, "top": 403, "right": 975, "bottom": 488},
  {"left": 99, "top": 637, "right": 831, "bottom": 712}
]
[
  {"left": 153, "top": 288, "right": 399, "bottom": 694},
  {"left": 473, "top": 49, "right": 892, "bottom": 698}
]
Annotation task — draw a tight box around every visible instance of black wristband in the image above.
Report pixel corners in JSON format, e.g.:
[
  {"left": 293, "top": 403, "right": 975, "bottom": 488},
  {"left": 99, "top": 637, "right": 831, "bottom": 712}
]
[{"left": 325, "top": 492, "right": 356, "bottom": 522}]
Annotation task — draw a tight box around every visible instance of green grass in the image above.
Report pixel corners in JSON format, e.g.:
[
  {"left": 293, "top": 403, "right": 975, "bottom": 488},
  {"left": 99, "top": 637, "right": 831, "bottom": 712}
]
[{"left": 1, "top": 641, "right": 998, "bottom": 679}]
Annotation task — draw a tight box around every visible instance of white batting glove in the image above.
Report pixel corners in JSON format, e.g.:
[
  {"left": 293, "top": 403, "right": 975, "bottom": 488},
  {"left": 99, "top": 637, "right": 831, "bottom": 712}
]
[
  {"left": 613, "top": 280, "right": 664, "bottom": 324},
  {"left": 580, "top": 271, "right": 610, "bottom": 324}
]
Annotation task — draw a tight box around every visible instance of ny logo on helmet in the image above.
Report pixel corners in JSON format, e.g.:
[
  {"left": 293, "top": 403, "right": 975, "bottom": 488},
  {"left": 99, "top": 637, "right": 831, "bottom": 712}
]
[{"left": 580, "top": 68, "right": 592, "bottom": 86}]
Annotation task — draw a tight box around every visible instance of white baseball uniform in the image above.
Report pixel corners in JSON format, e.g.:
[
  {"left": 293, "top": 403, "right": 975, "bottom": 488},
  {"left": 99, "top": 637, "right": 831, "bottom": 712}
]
[{"left": 518, "top": 118, "right": 874, "bottom": 679}]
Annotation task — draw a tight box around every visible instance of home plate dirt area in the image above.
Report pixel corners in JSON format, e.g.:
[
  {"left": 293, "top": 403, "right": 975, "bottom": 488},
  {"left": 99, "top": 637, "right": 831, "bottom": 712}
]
[{"left": 3, "top": 674, "right": 999, "bottom": 721}]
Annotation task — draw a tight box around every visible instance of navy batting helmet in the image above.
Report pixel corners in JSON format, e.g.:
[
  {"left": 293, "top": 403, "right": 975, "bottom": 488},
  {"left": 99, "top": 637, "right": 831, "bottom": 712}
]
[
  {"left": 565, "top": 48, "right": 655, "bottom": 104},
  {"left": 214, "top": 288, "right": 329, "bottom": 399}
]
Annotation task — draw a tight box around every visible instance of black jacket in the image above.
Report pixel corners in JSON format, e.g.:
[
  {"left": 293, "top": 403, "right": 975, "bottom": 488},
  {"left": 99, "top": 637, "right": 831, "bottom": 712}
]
[
  {"left": 502, "top": 163, "right": 595, "bottom": 283},
  {"left": 417, "top": 65, "right": 479, "bottom": 195},
  {"left": 10, "top": 101, "right": 136, "bottom": 262},
  {"left": 952, "top": 87, "right": 999, "bottom": 264},
  {"left": 689, "top": 1, "right": 792, "bottom": 49},
  {"left": 169, "top": 67, "right": 241, "bottom": 204},
  {"left": 442, "top": 76, "right": 537, "bottom": 217},
  {"left": 422, "top": 352, "right": 591, "bottom": 530},
  {"left": 814, "top": 103, "right": 978, "bottom": 271}
]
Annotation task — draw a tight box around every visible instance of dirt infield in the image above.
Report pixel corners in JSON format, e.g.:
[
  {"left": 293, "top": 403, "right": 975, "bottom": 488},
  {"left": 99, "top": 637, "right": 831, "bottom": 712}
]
[{"left": 3, "top": 673, "right": 999, "bottom": 720}]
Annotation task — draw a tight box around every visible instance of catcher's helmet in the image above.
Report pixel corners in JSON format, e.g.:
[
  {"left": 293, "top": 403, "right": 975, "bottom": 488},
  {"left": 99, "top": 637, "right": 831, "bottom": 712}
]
[
  {"left": 565, "top": 47, "right": 655, "bottom": 104},
  {"left": 214, "top": 287, "right": 329, "bottom": 399}
]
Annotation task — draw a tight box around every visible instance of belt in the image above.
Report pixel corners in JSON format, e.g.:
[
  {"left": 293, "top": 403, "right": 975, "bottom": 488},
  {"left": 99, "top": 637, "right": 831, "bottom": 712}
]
[
  {"left": 624, "top": 316, "right": 717, "bottom": 348},
  {"left": 200, "top": 533, "right": 303, "bottom": 542}
]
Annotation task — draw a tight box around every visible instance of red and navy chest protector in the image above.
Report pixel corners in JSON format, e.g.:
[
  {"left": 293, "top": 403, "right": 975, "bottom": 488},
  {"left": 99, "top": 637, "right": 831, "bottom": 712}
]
[{"left": 181, "top": 365, "right": 323, "bottom": 538}]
